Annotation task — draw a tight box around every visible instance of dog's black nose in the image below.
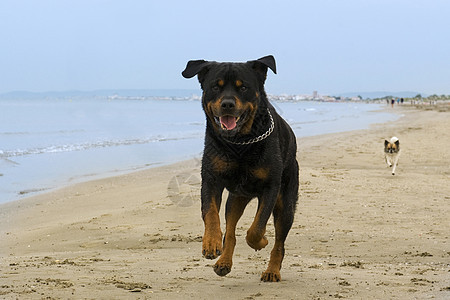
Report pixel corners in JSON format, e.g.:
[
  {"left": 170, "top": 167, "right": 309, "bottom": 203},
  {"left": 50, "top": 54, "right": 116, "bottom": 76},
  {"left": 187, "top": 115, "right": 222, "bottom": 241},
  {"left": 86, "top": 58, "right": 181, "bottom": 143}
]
[{"left": 221, "top": 99, "right": 235, "bottom": 110}]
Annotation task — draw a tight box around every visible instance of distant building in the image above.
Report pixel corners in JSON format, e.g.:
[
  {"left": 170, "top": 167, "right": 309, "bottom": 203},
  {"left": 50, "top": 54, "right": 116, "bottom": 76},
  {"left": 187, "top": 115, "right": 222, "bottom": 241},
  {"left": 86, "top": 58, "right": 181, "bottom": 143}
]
[{"left": 313, "top": 91, "right": 318, "bottom": 99}]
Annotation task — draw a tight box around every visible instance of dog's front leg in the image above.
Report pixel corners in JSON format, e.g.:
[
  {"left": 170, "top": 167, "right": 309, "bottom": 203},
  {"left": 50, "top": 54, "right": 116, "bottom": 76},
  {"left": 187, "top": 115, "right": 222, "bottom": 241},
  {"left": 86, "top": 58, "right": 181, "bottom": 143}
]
[
  {"left": 201, "top": 183, "right": 224, "bottom": 259},
  {"left": 391, "top": 156, "right": 399, "bottom": 175},
  {"left": 385, "top": 155, "right": 392, "bottom": 167},
  {"left": 214, "top": 194, "right": 251, "bottom": 276},
  {"left": 246, "top": 188, "right": 279, "bottom": 251}
]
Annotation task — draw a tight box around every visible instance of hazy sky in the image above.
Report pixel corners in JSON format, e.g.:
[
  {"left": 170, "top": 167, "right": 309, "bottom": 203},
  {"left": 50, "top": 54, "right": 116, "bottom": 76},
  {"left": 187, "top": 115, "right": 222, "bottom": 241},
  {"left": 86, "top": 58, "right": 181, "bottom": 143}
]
[{"left": 1, "top": 0, "right": 449, "bottom": 95}]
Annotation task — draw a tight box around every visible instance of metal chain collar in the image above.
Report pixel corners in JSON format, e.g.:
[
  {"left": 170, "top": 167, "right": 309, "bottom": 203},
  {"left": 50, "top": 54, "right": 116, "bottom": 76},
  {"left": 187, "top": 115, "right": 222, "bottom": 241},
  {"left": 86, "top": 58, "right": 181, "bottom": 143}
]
[{"left": 223, "top": 108, "right": 274, "bottom": 145}]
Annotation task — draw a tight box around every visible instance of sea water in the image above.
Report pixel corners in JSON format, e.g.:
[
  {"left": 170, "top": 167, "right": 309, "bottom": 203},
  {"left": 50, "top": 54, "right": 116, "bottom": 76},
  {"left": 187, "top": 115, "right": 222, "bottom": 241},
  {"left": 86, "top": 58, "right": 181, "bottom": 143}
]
[{"left": 0, "top": 98, "right": 397, "bottom": 203}]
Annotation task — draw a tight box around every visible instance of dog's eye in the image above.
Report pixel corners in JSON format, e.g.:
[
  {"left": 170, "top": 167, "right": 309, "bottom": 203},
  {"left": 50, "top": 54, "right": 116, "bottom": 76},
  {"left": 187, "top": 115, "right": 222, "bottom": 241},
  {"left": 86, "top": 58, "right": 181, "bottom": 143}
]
[
  {"left": 240, "top": 86, "right": 248, "bottom": 92},
  {"left": 212, "top": 86, "right": 220, "bottom": 92}
]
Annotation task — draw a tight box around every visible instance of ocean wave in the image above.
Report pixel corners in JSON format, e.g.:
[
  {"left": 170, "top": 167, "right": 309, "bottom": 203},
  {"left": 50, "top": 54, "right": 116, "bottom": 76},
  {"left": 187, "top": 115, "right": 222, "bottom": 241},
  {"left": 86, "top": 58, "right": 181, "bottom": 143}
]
[
  {"left": 287, "top": 117, "right": 340, "bottom": 126},
  {"left": 0, "top": 158, "right": 19, "bottom": 166},
  {"left": 0, "top": 129, "right": 86, "bottom": 136},
  {"left": 0, "top": 134, "right": 203, "bottom": 158}
]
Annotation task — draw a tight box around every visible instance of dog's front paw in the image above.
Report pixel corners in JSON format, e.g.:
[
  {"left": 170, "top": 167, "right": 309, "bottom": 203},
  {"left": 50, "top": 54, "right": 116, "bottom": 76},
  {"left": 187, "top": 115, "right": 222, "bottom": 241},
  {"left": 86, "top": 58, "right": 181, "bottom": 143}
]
[
  {"left": 261, "top": 270, "right": 281, "bottom": 282},
  {"left": 246, "top": 232, "right": 268, "bottom": 251},
  {"left": 214, "top": 260, "right": 232, "bottom": 276},
  {"left": 202, "top": 231, "right": 223, "bottom": 259}
]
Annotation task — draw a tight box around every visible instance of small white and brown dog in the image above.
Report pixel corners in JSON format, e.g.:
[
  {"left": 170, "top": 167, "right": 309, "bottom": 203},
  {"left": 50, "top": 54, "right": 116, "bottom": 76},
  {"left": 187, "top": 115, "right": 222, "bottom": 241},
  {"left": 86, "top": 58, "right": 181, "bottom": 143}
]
[{"left": 384, "top": 137, "right": 401, "bottom": 175}]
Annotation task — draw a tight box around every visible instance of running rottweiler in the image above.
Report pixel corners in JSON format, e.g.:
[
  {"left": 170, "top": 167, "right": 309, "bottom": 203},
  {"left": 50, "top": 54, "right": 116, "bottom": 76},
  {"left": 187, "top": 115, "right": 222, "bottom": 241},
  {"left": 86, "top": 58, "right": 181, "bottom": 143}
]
[{"left": 182, "top": 55, "right": 299, "bottom": 282}]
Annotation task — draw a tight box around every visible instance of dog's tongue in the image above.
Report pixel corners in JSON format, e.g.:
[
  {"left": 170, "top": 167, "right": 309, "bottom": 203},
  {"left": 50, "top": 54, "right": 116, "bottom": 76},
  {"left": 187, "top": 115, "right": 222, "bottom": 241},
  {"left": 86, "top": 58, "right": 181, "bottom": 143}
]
[{"left": 219, "top": 116, "right": 237, "bottom": 130}]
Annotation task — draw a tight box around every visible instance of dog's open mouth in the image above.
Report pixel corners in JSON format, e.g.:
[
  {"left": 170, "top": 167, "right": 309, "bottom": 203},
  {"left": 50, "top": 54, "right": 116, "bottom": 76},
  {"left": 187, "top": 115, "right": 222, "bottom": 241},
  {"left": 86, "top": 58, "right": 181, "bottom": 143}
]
[
  {"left": 216, "top": 115, "right": 240, "bottom": 130},
  {"left": 214, "top": 112, "right": 248, "bottom": 131}
]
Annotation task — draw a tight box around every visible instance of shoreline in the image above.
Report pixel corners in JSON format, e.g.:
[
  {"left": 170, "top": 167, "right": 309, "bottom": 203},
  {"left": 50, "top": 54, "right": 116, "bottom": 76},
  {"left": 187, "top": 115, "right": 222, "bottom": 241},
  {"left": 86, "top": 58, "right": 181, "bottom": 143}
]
[
  {"left": 1, "top": 101, "right": 397, "bottom": 205},
  {"left": 1, "top": 106, "right": 449, "bottom": 299}
]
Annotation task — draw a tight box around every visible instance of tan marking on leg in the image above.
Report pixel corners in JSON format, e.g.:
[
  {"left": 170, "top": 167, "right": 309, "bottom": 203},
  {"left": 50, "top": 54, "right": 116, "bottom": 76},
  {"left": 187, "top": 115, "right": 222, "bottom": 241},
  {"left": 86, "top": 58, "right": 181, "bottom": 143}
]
[
  {"left": 202, "top": 197, "right": 222, "bottom": 259},
  {"left": 261, "top": 194, "right": 285, "bottom": 282},
  {"left": 261, "top": 240, "right": 284, "bottom": 282},
  {"left": 246, "top": 205, "right": 268, "bottom": 251},
  {"left": 214, "top": 196, "right": 249, "bottom": 276}
]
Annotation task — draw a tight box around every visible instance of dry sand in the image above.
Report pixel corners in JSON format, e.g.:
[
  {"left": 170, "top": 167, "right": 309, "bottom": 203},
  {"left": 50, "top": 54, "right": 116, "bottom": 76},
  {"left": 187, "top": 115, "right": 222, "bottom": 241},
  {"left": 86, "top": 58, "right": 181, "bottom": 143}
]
[{"left": 1, "top": 106, "right": 449, "bottom": 299}]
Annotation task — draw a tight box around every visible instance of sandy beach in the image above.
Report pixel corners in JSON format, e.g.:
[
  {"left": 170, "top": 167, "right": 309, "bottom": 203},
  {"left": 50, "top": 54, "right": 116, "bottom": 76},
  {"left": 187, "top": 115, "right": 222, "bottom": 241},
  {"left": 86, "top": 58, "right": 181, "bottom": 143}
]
[{"left": 1, "top": 106, "right": 449, "bottom": 299}]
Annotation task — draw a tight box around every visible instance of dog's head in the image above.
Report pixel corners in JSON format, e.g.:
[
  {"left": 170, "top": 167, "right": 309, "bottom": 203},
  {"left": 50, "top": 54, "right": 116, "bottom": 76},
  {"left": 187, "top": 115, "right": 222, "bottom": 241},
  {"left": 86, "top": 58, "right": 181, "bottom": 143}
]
[
  {"left": 385, "top": 137, "right": 400, "bottom": 153},
  {"left": 182, "top": 56, "right": 276, "bottom": 138}
]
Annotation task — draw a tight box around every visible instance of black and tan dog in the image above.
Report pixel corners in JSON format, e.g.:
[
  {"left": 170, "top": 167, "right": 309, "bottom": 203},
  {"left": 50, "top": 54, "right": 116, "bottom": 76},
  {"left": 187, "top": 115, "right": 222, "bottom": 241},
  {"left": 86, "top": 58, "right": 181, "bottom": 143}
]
[{"left": 182, "top": 55, "right": 299, "bottom": 282}]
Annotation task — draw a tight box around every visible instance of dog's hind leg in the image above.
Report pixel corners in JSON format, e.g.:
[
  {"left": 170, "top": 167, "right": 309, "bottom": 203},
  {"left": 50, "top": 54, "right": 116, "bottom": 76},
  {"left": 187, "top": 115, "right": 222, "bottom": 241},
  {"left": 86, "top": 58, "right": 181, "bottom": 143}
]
[
  {"left": 261, "top": 164, "right": 299, "bottom": 282},
  {"left": 214, "top": 194, "right": 251, "bottom": 276}
]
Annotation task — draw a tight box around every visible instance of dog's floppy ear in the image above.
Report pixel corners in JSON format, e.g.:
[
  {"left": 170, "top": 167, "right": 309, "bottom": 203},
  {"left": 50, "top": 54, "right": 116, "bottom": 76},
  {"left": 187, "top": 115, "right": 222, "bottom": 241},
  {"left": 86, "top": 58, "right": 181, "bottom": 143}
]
[
  {"left": 252, "top": 55, "right": 277, "bottom": 74},
  {"left": 247, "top": 55, "right": 277, "bottom": 83},
  {"left": 385, "top": 140, "right": 389, "bottom": 147},
  {"left": 181, "top": 60, "right": 211, "bottom": 84},
  {"left": 395, "top": 140, "right": 400, "bottom": 149}
]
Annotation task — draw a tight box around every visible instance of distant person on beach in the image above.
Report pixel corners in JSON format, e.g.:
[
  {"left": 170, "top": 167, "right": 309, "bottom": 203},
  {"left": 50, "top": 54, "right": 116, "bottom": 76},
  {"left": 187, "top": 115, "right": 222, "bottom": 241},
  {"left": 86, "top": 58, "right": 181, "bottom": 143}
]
[
  {"left": 401, "top": 98, "right": 404, "bottom": 104},
  {"left": 391, "top": 99, "right": 395, "bottom": 108},
  {"left": 397, "top": 98, "right": 400, "bottom": 105}
]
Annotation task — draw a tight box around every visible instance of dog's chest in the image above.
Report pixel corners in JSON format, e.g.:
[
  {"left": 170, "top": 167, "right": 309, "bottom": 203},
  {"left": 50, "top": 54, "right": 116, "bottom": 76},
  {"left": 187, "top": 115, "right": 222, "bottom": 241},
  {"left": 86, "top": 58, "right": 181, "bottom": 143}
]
[
  {"left": 208, "top": 155, "right": 269, "bottom": 196},
  {"left": 223, "top": 168, "right": 267, "bottom": 196}
]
